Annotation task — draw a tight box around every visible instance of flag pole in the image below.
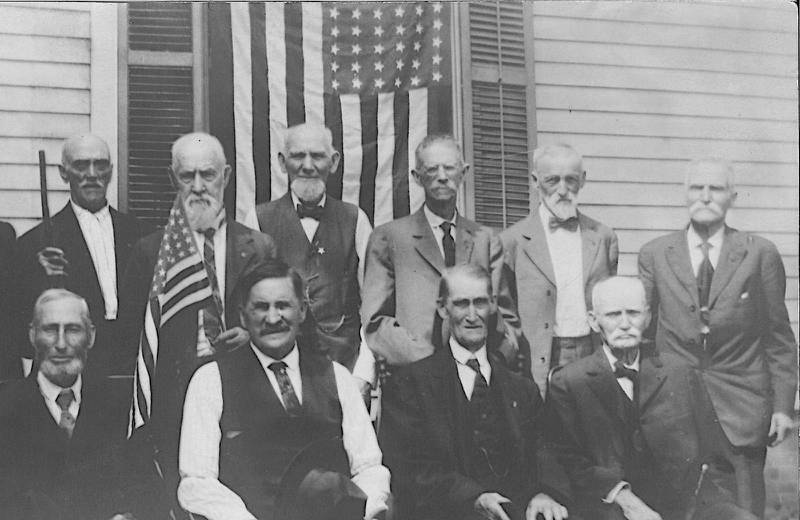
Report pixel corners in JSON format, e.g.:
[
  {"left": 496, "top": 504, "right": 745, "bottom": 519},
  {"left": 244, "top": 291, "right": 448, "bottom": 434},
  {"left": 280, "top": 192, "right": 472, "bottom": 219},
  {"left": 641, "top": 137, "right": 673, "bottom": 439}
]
[{"left": 450, "top": 2, "right": 467, "bottom": 218}]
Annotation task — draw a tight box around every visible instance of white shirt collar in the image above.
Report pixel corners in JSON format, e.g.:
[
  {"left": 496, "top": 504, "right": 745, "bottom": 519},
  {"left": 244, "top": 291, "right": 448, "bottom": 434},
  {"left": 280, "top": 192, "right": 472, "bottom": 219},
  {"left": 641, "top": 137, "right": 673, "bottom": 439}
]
[
  {"left": 291, "top": 191, "right": 326, "bottom": 209},
  {"left": 602, "top": 345, "right": 640, "bottom": 371},
  {"left": 687, "top": 224, "right": 724, "bottom": 251},
  {"left": 71, "top": 199, "right": 110, "bottom": 221},
  {"left": 449, "top": 337, "right": 489, "bottom": 367},
  {"left": 250, "top": 343, "right": 300, "bottom": 373},
  {"left": 423, "top": 204, "right": 456, "bottom": 230},
  {"left": 37, "top": 371, "right": 82, "bottom": 405}
]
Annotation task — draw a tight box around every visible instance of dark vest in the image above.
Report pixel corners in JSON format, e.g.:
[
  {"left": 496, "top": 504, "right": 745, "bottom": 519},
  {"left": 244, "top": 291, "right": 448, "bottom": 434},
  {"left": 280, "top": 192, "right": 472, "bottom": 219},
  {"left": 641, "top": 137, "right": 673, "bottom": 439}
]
[
  {"left": 217, "top": 347, "right": 346, "bottom": 520},
  {"left": 257, "top": 194, "right": 361, "bottom": 368}
]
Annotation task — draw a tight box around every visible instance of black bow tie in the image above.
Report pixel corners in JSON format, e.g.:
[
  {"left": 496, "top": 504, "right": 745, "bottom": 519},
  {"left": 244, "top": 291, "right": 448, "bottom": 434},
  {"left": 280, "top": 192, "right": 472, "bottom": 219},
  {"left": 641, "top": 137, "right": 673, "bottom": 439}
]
[
  {"left": 613, "top": 361, "right": 638, "bottom": 382},
  {"left": 296, "top": 203, "right": 323, "bottom": 220},
  {"left": 548, "top": 216, "right": 579, "bottom": 232}
]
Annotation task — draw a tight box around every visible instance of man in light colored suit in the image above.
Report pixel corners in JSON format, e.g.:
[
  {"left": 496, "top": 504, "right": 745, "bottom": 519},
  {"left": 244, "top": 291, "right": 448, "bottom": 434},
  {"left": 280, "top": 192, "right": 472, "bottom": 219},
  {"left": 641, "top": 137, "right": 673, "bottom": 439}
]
[
  {"left": 361, "top": 134, "right": 525, "bottom": 374},
  {"left": 638, "top": 158, "right": 797, "bottom": 517},
  {"left": 501, "top": 144, "right": 618, "bottom": 394}
]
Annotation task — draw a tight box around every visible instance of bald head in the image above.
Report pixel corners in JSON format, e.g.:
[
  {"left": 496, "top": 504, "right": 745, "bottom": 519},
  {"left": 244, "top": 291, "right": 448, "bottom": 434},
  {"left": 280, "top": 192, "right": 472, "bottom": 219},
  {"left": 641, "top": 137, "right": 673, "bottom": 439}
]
[
  {"left": 685, "top": 157, "right": 735, "bottom": 191},
  {"left": 283, "top": 122, "right": 336, "bottom": 156},
  {"left": 280, "top": 123, "right": 340, "bottom": 205},
  {"left": 61, "top": 134, "right": 110, "bottom": 167},
  {"left": 171, "top": 132, "right": 227, "bottom": 172},
  {"left": 532, "top": 144, "right": 583, "bottom": 177},
  {"left": 589, "top": 277, "right": 650, "bottom": 351},
  {"left": 59, "top": 134, "right": 113, "bottom": 212}
]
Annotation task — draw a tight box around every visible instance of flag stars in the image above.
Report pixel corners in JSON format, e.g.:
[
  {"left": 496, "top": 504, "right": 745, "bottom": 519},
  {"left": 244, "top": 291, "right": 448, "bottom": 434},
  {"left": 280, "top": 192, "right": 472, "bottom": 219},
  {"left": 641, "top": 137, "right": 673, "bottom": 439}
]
[
  {"left": 331, "top": 43, "right": 339, "bottom": 55},
  {"left": 374, "top": 78, "right": 385, "bottom": 89},
  {"left": 432, "top": 36, "right": 442, "bottom": 48},
  {"left": 331, "top": 79, "right": 340, "bottom": 90},
  {"left": 415, "top": 4, "right": 424, "bottom": 16},
  {"left": 433, "top": 18, "right": 443, "bottom": 30},
  {"left": 395, "top": 25, "right": 406, "bottom": 36},
  {"left": 394, "top": 5, "right": 405, "bottom": 17},
  {"left": 352, "top": 8, "right": 361, "bottom": 20},
  {"left": 374, "top": 61, "right": 384, "bottom": 72},
  {"left": 331, "top": 26, "right": 340, "bottom": 37},
  {"left": 396, "top": 58, "right": 404, "bottom": 70},
  {"left": 394, "top": 77, "right": 402, "bottom": 88},
  {"left": 352, "top": 26, "right": 361, "bottom": 37},
  {"left": 411, "top": 76, "right": 420, "bottom": 87},
  {"left": 373, "top": 7, "right": 382, "bottom": 19},
  {"left": 331, "top": 61, "right": 339, "bottom": 72},
  {"left": 433, "top": 2, "right": 443, "bottom": 13},
  {"left": 351, "top": 61, "right": 361, "bottom": 73},
  {"left": 352, "top": 76, "right": 362, "bottom": 90},
  {"left": 415, "top": 23, "right": 423, "bottom": 34},
  {"left": 374, "top": 26, "right": 384, "bottom": 37},
  {"left": 374, "top": 43, "right": 385, "bottom": 54},
  {"left": 329, "top": 6, "right": 339, "bottom": 19},
  {"left": 433, "top": 71, "right": 442, "bottom": 82},
  {"left": 412, "top": 59, "right": 420, "bottom": 70},
  {"left": 352, "top": 43, "right": 362, "bottom": 55},
  {"left": 395, "top": 41, "right": 405, "bottom": 52},
  {"left": 413, "top": 41, "right": 421, "bottom": 52},
  {"left": 433, "top": 54, "right": 442, "bottom": 65}
]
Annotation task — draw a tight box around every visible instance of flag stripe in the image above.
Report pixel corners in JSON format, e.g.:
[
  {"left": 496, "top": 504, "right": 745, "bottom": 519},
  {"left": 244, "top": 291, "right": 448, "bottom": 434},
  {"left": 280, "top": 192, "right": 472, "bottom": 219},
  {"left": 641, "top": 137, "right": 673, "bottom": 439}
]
[
  {"left": 250, "top": 2, "right": 271, "bottom": 205},
  {"left": 232, "top": 3, "right": 256, "bottom": 223},
  {"left": 162, "top": 257, "right": 205, "bottom": 294},
  {"left": 359, "top": 94, "right": 378, "bottom": 223},
  {"left": 161, "top": 282, "right": 211, "bottom": 324},
  {"left": 392, "top": 90, "right": 410, "bottom": 218},
  {"left": 408, "top": 87, "right": 428, "bottom": 213},
  {"left": 324, "top": 93, "right": 344, "bottom": 200},
  {"left": 375, "top": 92, "right": 395, "bottom": 226},
  {"left": 340, "top": 94, "right": 362, "bottom": 206},
  {"left": 285, "top": 3, "right": 305, "bottom": 127},
  {"left": 302, "top": 3, "right": 325, "bottom": 124},
  {"left": 265, "top": 2, "right": 288, "bottom": 199}
]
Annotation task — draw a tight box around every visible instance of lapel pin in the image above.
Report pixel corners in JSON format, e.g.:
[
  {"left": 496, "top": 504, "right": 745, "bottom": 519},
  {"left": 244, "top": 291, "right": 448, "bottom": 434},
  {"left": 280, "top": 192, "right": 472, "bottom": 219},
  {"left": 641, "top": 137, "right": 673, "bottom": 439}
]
[{"left": 317, "top": 247, "right": 325, "bottom": 255}]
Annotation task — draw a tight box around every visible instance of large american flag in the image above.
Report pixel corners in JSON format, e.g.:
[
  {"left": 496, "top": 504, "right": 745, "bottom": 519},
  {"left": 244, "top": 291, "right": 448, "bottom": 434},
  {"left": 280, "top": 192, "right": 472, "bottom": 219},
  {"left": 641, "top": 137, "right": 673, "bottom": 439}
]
[
  {"left": 208, "top": 2, "right": 453, "bottom": 226},
  {"left": 129, "top": 197, "right": 217, "bottom": 434}
]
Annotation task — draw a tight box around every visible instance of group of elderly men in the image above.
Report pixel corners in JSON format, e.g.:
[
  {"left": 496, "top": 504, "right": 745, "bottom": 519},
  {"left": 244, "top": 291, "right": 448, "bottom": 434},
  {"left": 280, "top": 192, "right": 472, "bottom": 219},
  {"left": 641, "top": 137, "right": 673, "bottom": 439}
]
[{"left": 0, "top": 123, "right": 795, "bottom": 520}]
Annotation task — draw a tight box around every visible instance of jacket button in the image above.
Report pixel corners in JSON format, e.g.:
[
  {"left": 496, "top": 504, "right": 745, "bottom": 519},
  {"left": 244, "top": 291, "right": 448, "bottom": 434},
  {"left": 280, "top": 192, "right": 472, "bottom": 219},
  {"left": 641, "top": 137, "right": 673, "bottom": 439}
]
[
  {"left": 540, "top": 357, "right": 546, "bottom": 363},
  {"left": 689, "top": 305, "right": 696, "bottom": 312}
]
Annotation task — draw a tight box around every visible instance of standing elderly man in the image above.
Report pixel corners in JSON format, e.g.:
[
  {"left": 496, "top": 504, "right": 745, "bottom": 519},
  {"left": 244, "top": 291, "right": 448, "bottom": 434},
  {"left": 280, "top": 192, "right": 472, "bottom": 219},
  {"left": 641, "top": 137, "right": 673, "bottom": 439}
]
[
  {"left": 361, "top": 134, "right": 525, "bottom": 374},
  {"left": 380, "top": 264, "right": 569, "bottom": 520},
  {"left": 13, "top": 134, "right": 149, "bottom": 376},
  {"left": 638, "top": 158, "right": 797, "bottom": 517},
  {"left": 0, "top": 289, "right": 133, "bottom": 520},
  {"left": 120, "top": 132, "right": 276, "bottom": 513},
  {"left": 255, "top": 123, "right": 372, "bottom": 373},
  {"left": 501, "top": 143, "right": 618, "bottom": 395},
  {"left": 545, "top": 277, "right": 757, "bottom": 520},
  {"left": 178, "top": 260, "right": 389, "bottom": 520}
]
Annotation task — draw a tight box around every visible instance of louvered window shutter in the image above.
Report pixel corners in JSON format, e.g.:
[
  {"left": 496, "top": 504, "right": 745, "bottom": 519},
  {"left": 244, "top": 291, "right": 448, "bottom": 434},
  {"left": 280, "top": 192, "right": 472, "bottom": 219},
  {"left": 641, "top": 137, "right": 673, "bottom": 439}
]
[
  {"left": 124, "top": 3, "right": 195, "bottom": 228},
  {"left": 464, "top": 1, "right": 535, "bottom": 229}
]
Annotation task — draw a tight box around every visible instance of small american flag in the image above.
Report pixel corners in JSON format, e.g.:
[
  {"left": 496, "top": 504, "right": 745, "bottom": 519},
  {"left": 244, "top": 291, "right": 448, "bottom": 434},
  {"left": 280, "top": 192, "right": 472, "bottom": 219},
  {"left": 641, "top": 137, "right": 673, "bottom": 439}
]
[
  {"left": 208, "top": 1, "right": 453, "bottom": 227},
  {"left": 129, "top": 197, "right": 215, "bottom": 434}
]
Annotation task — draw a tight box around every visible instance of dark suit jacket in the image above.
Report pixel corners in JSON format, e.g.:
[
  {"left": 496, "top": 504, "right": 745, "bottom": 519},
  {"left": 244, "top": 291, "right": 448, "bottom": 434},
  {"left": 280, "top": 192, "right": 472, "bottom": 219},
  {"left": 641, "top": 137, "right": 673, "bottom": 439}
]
[
  {"left": 501, "top": 210, "right": 618, "bottom": 394},
  {"left": 0, "top": 222, "right": 19, "bottom": 380},
  {"left": 545, "top": 347, "right": 746, "bottom": 520},
  {"left": 638, "top": 227, "right": 797, "bottom": 447},
  {"left": 361, "top": 207, "right": 526, "bottom": 368},
  {"left": 12, "top": 203, "right": 150, "bottom": 375},
  {"left": 0, "top": 374, "right": 131, "bottom": 520},
  {"left": 380, "top": 346, "right": 566, "bottom": 520}
]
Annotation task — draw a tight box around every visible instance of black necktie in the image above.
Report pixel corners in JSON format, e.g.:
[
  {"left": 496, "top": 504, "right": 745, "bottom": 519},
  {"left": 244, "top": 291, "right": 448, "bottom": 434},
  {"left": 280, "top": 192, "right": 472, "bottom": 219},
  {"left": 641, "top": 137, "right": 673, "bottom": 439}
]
[
  {"left": 268, "top": 361, "right": 303, "bottom": 417},
  {"left": 440, "top": 221, "right": 456, "bottom": 267},
  {"left": 202, "top": 228, "right": 222, "bottom": 343},
  {"left": 465, "top": 358, "right": 489, "bottom": 401},
  {"left": 548, "top": 216, "right": 579, "bottom": 232},
  {"left": 55, "top": 389, "right": 76, "bottom": 438},
  {"left": 697, "top": 241, "right": 714, "bottom": 314},
  {"left": 297, "top": 203, "right": 324, "bottom": 220}
]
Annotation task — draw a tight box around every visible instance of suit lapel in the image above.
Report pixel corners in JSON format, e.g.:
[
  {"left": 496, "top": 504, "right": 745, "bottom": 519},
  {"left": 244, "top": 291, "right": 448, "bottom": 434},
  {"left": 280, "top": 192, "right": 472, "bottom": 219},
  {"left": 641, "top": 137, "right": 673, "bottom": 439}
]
[
  {"left": 430, "top": 350, "right": 471, "bottom": 465},
  {"left": 27, "top": 377, "right": 70, "bottom": 456},
  {"left": 225, "top": 222, "right": 255, "bottom": 304},
  {"left": 638, "top": 350, "right": 667, "bottom": 412},
  {"left": 520, "top": 214, "right": 556, "bottom": 286},
  {"left": 411, "top": 208, "right": 445, "bottom": 273},
  {"left": 665, "top": 230, "right": 700, "bottom": 307},
  {"left": 455, "top": 216, "right": 476, "bottom": 263},
  {"left": 579, "top": 213, "right": 600, "bottom": 284},
  {"left": 584, "top": 349, "right": 627, "bottom": 426},
  {"left": 708, "top": 228, "right": 747, "bottom": 308},
  {"left": 58, "top": 204, "right": 98, "bottom": 284}
]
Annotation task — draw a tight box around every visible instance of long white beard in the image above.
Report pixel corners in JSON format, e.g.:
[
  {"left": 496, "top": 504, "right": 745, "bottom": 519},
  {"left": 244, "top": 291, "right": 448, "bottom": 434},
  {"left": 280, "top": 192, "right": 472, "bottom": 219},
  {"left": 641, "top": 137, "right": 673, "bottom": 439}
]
[
  {"left": 184, "top": 195, "right": 223, "bottom": 231},
  {"left": 291, "top": 177, "right": 326, "bottom": 205},
  {"left": 542, "top": 192, "right": 578, "bottom": 220}
]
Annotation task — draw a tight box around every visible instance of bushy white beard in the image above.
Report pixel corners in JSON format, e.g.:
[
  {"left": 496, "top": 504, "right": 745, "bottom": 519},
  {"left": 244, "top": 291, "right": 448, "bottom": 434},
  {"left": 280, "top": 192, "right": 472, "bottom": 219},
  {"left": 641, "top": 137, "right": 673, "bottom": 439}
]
[
  {"left": 184, "top": 194, "right": 223, "bottom": 231},
  {"left": 291, "top": 177, "right": 326, "bottom": 205},
  {"left": 543, "top": 192, "right": 578, "bottom": 220}
]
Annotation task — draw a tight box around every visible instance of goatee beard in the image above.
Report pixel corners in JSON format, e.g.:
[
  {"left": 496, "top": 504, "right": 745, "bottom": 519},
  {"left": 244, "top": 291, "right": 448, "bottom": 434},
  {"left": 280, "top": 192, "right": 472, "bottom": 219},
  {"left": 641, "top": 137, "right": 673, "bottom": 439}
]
[
  {"left": 544, "top": 195, "right": 578, "bottom": 220},
  {"left": 291, "top": 177, "right": 326, "bottom": 205},
  {"left": 184, "top": 196, "right": 223, "bottom": 231}
]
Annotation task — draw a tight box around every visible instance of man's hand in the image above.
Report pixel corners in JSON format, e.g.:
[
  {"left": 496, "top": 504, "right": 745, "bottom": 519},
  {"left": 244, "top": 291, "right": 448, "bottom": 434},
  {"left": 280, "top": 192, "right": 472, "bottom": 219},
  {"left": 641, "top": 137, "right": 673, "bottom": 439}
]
[
  {"left": 211, "top": 326, "right": 250, "bottom": 352},
  {"left": 614, "top": 488, "right": 662, "bottom": 520},
  {"left": 527, "top": 493, "right": 568, "bottom": 520},
  {"left": 37, "top": 246, "right": 69, "bottom": 276},
  {"left": 474, "top": 492, "right": 512, "bottom": 520},
  {"left": 108, "top": 514, "right": 136, "bottom": 520},
  {"left": 768, "top": 412, "right": 795, "bottom": 446},
  {"left": 354, "top": 376, "right": 372, "bottom": 407}
]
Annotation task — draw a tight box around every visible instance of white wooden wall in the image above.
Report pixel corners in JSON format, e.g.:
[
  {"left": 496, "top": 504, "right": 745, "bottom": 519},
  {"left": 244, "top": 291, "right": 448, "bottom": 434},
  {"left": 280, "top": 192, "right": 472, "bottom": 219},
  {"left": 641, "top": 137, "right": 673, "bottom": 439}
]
[
  {"left": 531, "top": 1, "right": 799, "bottom": 338},
  {"left": 0, "top": 2, "right": 117, "bottom": 236}
]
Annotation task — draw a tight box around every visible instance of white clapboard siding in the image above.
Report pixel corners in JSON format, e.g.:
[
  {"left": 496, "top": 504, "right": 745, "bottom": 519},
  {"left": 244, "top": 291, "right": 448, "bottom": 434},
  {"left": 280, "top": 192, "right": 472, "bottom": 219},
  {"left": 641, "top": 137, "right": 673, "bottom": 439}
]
[
  {"left": 532, "top": 1, "right": 798, "bottom": 333},
  {"left": 0, "top": 3, "right": 91, "bottom": 232}
]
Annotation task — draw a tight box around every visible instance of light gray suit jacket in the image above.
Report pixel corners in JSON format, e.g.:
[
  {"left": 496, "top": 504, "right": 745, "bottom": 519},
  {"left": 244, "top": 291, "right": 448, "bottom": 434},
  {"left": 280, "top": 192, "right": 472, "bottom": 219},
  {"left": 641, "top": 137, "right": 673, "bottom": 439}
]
[
  {"left": 501, "top": 210, "right": 618, "bottom": 394},
  {"left": 361, "top": 207, "right": 524, "bottom": 367}
]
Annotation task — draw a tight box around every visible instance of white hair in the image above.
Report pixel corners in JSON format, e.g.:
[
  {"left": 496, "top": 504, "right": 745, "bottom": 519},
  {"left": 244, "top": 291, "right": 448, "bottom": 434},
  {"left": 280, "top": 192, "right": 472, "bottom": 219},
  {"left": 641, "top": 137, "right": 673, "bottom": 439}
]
[{"left": 684, "top": 157, "right": 736, "bottom": 191}]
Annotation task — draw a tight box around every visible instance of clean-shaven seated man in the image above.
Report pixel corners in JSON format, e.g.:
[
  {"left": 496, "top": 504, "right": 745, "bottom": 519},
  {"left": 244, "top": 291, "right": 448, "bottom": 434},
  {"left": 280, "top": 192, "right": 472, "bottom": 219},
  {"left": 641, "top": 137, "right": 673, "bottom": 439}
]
[
  {"left": 501, "top": 144, "right": 618, "bottom": 395},
  {"left": 638, "top": 158, "right": 797, "bottom": 517},
  {"left": 380, "top": 264, "right": 568, "bottom": 520},
  {"left": 178, "top": 260, "right": 390, "bottom": 520},
  {"left": 545, "top": 277, "right": 757, "bottom": 520}
]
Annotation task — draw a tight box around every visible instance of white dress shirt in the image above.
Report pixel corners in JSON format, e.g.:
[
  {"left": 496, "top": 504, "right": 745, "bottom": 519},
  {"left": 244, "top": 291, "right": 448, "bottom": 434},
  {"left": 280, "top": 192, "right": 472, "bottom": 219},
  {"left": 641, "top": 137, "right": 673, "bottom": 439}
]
[
  {"left": 539, "top": 204, "right": 589, "bottom": 337},
  {"left": 601, "top": 345, "right": 641, "bottom": 504},
  {"left": 71, "top": 200, "right": 117, "bottom": 320},
  {"left": 178, "top": 344, "right": 390, "bottom": 520},
  {"left": 423, "top": 204, "right": 457, "bottom": 259},
  {"left": 37, "top": 371, "right": 82, "bottom": 425},
  {"left": 687, "top": 225, "right": 724, "bottom": 276},
  {"left": 449, "top": 338, "right": 491, "bottom": 400},
  {"left": 193, "top": 221, "right": 227, "bottom": 356}
]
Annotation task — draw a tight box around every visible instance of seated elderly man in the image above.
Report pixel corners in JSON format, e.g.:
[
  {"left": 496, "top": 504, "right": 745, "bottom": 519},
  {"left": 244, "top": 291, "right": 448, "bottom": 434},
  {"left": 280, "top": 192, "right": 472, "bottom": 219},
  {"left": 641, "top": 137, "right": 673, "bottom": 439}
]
[
  {"left": 177, "top": 259, "right": 390, "bottom": 520},
  {"left": 0, "top": 289, "right": 133, "bottom": 520},
  {"left": 544, "top": 277, "right": 757, "bottom": 520},
  {"left": 380, "top": 264, "right": 569, "bottom": 520}
]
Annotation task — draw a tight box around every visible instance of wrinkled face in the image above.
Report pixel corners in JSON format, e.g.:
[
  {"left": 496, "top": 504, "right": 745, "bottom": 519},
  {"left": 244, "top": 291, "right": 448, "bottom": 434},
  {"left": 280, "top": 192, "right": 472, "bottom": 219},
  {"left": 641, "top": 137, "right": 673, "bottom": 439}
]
[
  {"left": 60, "top": 136, "right": 113, "bottom": 213},
  {"left": 438, "top": 272, "right": 495, "bottom": 352},
  {"left": 589, "top": 284, "right": 649, "bottom": 351},
  {"left": 172, "top": 143, "right": 230, "bottom": 231},
  {"left": 240, "top": 277, "right": 307, "bottom": 359},
  {"left": 413, "top": 141, "right": 466, "bottom": 206},
  {"left": 686, "top": 162, "right": 736, "bottom": 228},
  {"left": 280, "top": 126, "right": 340, "bottom": 205},
  {"left": 536, "top": 154, "right": 585, "bottom": 220},
  {"left": 30, "top": 298, "right": 95, "bottom": 387}
]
